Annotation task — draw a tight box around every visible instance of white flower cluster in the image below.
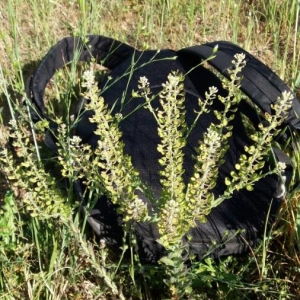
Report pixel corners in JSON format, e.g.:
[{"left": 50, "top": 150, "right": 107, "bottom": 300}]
[
  {"left": 82, "top": 70, "right": 95, "bottom": 90},
  {"left": 277, "top": 161, "right": 287, "bottom": 172},
  {"left": 127, "top": 198, "right": 148, "bottom": 222}
]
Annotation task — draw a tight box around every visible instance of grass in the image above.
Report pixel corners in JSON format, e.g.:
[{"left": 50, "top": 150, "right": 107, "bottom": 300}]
[{"left": 0, "top": 0, "right": 300, "bottom": 299}]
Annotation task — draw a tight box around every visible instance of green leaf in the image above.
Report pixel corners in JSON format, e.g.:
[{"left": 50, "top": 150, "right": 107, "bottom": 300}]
[{"left": 159, "top": 256, "right": 175, "bottom": 267}]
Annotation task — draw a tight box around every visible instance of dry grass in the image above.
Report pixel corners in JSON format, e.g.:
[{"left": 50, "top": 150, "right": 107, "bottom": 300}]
[
  {"left": 0, "top": 0, "right": 299, "bottom": 299},
  {"left": 0, "top": 1, "right": 298, "bottom": 77}
]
